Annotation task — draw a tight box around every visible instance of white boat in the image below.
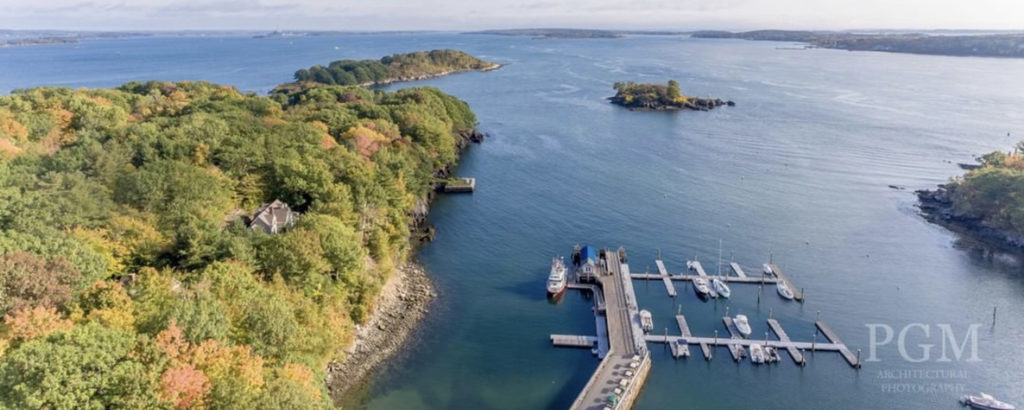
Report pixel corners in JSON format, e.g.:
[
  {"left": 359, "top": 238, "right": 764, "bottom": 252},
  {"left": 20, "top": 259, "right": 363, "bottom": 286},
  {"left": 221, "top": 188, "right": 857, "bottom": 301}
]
[
  {"left": 750, "top": 344, "right": 766, "bottom": 364},
  {"left": 639, "top": 309, "right": 654, "bottom": 333},
  {"left": 776, "top": 281, "right": 795, "bottom": 300},
  {"left": 961, "top": 393, "right": 1016, "bottom": 410},
  {"left": 734, "top": 315, "right": 752, "bottom": 338},
  {"left": 712, "top": 277, "right": 731, "bottom": 298},
  {"left": 546, "top": 257, "right": 567, "bottom": 297},
  {"left": 764, "top": 346, "right": 780, "bottom": 363},
  {"left": 763, "top": 263, "right": 774, "bottom": 276},
  {"left": 692, "top": 277, "right": 711, "bottom": 298}
]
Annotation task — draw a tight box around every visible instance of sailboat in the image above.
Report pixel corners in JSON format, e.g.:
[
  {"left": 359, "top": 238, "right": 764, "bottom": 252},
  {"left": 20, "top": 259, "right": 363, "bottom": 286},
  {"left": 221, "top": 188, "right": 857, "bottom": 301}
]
[
  {"left": 712, "top": 240, "right": 731, "bottom": 298},
  {"left": 692, "top": 277, "right": 711, "bottom": 299}
]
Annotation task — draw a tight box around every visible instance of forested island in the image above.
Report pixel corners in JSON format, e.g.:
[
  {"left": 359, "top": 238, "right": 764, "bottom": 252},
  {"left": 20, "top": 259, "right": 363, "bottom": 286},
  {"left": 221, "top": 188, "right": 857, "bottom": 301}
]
[
  {"left": 0, "top": 78, "right": 480, "bottom": 408},
  {"left": 608, "top": 80, "right": 733, "bottom": 111},
  {"left": 289, "top": 49, "right": 500, "bottom": 87},
  {"left": 692, "top": 30, "right": 1024, "bottom": 58},
  {"left": 918, "top": 147, "right": 1024, "bottom": 248}
]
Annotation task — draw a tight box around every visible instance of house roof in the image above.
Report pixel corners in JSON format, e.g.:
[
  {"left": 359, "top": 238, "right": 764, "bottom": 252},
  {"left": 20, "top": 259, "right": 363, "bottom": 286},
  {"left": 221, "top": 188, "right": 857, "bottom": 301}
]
[{"left": 249, "top": 199, "right": 298, "bottom": 233}]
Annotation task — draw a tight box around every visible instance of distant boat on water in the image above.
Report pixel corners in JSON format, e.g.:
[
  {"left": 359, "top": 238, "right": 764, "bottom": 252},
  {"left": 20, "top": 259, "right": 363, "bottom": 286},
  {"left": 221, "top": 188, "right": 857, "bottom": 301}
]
[{"left": 961, "top": 393, "right": 1015, "bottom": 410}]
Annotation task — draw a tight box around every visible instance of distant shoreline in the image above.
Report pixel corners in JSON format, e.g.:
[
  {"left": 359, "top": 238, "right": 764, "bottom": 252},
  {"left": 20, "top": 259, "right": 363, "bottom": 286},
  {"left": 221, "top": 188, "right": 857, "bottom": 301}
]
[{"left": 692, "top": 30, "right": 1024, "bottom": 58}]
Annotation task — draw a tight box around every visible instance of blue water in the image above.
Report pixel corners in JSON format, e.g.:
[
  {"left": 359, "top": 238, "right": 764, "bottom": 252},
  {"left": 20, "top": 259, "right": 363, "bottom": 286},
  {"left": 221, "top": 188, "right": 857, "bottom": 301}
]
[{"left": 4, "top": 33, "right": 1024, "bottom": 410}]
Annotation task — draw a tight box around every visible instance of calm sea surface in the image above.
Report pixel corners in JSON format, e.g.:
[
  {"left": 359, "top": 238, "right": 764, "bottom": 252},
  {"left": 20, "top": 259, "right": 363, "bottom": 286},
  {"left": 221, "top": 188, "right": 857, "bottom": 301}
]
[{"left": 3, "top": 32, "right": 1024, "bottom": 409}]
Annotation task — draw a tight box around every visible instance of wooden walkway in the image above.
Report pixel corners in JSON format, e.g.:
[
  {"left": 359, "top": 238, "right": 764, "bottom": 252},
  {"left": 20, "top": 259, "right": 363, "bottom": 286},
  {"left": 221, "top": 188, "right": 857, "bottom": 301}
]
[
  {"left": 767, "top": 319, "right": 805, "bottom": 365},
  {"left": 568, "top": 282, "right": 605, "bottom": 312},
  {"left": 552, "top": 334, "right": 598, "bottom": 348},
  {"left": 654, "top": 259, "right": 677, "bottom": 297},
  {"left": 767, "top": 264, "right": 804, "bottom": 301},
  {"left": 729, "top": 262, "right": 747, "bottom": 278},
  {"left": 816, "top": 321, "right": 861, "bottom": 368},
  {"left": 630, "top": 273, "right": 779, "bottom": 284},
  {"left": 721, "top": 317, "right": 746, "bottom": 361}
]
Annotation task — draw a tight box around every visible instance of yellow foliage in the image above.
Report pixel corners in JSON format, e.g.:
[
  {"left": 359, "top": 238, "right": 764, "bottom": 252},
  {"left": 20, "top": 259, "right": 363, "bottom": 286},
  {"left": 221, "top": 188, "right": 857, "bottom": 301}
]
[
  {"left": 1, "top": 306, "right": 73, "bottom": 347},
  {"left": 70, "top": 227, "right": 128, "bottom": 275},
  {"left": 0, "top": 110, "right": 29, "bottom": 141}
]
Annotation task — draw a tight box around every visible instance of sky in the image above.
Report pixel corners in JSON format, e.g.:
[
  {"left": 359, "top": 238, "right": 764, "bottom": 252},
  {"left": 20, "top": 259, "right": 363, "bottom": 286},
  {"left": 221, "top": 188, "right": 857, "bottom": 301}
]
[{"left": 0, "top": 0, "right": 1022, "bottom": 31}]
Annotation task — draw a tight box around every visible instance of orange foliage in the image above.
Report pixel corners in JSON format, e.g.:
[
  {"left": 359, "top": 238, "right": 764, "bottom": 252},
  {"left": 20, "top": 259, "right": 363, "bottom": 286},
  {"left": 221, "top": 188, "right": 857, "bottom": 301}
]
[
  {"left": 279, "top": 363, "right": 321, "bottom": 400},
  {"left": 0, "top": 138, "right": 21, "bottom": 158},
  {"left": 342, "top": 125, "right": 390, "bottom": 158},
  {"left": 2, "top": 306, "right": 73, "bottom": 344},
  {"left": 189, "top": 340, "right": 265, "bottom": 390},
  {"left": 159, "top": 365, "right": 211, "bottom": 409},
  {"left": 154, "top": 320, "right": 191, "bottom": 365},
  {"left": 0, "top": 115, "right": 29, "bottom": 141}
]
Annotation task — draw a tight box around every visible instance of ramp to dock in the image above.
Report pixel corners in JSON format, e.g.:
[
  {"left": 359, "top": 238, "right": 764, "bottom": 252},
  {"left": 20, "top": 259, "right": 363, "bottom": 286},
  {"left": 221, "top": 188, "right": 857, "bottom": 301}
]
[
  {"left": 816, "top": 321, "right": 861, "bottom": 368},
  {"left": 654, "top": 259, "right": 677, "bottom": 297},
  {"left": 767, "top": 319, "right": 805, "bottom": 365}
]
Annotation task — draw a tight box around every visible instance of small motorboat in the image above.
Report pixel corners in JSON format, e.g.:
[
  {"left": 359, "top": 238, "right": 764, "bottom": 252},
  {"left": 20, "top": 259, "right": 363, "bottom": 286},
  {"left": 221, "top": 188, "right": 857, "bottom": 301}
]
[
  {"left": 750, "top": 344, "right": 766, "bottom": 364},
  {"left": 764, "top": 346, "right": 780, "bottom": 363},
  {"left": 640, "top": 309, "right": 654, "bottom": 333},
  {"left": 776, "top": 281, "right": 795, "bottom": 300},
  {"left": 961, "top": 393, "right": 1015, "bottom": 410},
  {"left": 734, "top": 315, "right": 752, "bottom": 338},
  {"left": 693, "top": 277, "right": 711, "bottom": 298},
  {"left": 712, "top": 277, "right": 731, "bottom": 298},
  {"left": 762, "top": 263, "right": 774, "bottom": 276}
]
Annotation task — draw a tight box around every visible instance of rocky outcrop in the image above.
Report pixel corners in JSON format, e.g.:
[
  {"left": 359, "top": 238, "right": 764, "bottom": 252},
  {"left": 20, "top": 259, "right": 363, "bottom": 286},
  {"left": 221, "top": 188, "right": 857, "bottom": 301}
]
[
  {"left": 917, "top": 185, "right": 1024, "bottom": 249},
  {"left": 609, "top": 96, "right": 735, "bottom": 111}
]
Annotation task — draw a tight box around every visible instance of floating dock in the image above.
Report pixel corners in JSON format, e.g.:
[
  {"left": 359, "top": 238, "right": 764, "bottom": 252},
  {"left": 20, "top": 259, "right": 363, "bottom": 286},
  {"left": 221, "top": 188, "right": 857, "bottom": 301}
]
[
  {"left": 729, "top": 262, "right": 747, "bottom": 278},
  {"left": 630, "top": 273, "right": 780, "bottom": 284},
  {"left": 551, "top": 334, "right": 598, "bottom": 348},
  {"left": 767, "top": 263, "right": 804, "bottom": 301},
  {"left": 816, "top": 320, "right": 861, "bottom": 368},
  {"left": 654, "top": 259, "right": 677, "bottom": 297},
  {"left": 721, "top": 317, "right": 746, "bottom": 361},
  {"left": 440, "top": 177, "right": 476, "bottom": 193},
  {"left": 767, "top": 318, "right": 805, "bottom": 365}
]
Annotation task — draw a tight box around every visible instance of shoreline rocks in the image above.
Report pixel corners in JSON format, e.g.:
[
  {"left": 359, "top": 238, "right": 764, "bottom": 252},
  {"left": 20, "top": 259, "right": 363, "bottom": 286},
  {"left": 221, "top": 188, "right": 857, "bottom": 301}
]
[
  {"left": 916, "top": 185, "right": 1024, "bottom": 249},
  {"left": 608, "top": 96, "right": 735, "bottom": 111}
]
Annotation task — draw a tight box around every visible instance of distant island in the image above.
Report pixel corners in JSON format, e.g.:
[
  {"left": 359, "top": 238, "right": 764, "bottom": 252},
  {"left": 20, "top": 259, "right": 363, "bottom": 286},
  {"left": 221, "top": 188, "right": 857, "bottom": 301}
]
[
  {"left": 285, "top": 49, "right": 500, "bottom": 88},
  {"left": 469, "top": 28, "right": 685, "bottom": 39},
  {"left": 918, "top": 147, "right": 1024, "bottom": 249},
  {"left": 692, "top": 30, "right": 1024, "bottom": 58},
  {"left": 0, "top": 31, "right": 147, "bottom": 47},
  {"left": 608, "top": 80, "right": 733, "bottom": 111}
]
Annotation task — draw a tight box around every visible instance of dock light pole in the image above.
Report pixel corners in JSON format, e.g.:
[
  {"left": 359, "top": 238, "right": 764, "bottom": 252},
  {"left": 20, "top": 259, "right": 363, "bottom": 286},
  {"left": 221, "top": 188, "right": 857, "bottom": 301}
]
[
  {"left": 816, "top": 310, "right": 820, "bottom": 323},
  {"left": 768, "top": 308, "right": 773, "bottom": 320},
  {"left": 812, "top": 333, "right": 816, "bottom": 352}
]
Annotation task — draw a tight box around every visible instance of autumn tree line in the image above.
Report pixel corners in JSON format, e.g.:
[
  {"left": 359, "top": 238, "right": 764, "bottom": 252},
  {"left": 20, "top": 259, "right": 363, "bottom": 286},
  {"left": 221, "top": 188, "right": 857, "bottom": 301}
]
[{"left": 0, "top": 80, "right": 476, "bottom": 408}]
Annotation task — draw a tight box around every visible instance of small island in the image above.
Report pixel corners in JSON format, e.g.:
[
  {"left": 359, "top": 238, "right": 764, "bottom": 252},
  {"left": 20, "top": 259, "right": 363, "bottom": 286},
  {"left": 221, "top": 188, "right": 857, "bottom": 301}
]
[
  {"left": 288, "top": 49, "right": 500, "bottom": 88},
  {"left": 918, "top": 147, "right": 1024, "bottom": 248},
  {"left": 608, "top": 80, "right": 734, "bottom": 111}
]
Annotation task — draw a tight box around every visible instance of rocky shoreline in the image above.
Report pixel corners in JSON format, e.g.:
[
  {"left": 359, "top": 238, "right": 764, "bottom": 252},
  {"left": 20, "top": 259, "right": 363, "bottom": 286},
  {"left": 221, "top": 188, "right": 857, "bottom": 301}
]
[
  {"left": 325, "top": 263, "right": 436, "bottom": 403},
  {"left": 916, "top": 185, "right": 1024, "bottom": 249},
  {"left": 363, "top": 63, "right": 503, "bottom": 87}
]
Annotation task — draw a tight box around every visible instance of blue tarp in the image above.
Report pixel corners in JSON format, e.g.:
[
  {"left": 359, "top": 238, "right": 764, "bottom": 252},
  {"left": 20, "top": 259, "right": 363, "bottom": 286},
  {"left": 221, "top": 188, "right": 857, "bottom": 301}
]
[{"left": 580, "top": 245, "right": 598, "bottom": 262}]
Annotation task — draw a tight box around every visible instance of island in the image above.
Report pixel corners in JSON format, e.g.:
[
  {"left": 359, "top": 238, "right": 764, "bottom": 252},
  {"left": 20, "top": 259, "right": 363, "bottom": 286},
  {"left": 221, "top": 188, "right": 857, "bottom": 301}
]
[
  {"left": 286, "top": 49, "right": 500, "bottom": 88},
  {"left": 0, "top": 78, "right": 481, "bottom": 408},
  {"left": 918, "top": 147, "right": 1024, "bottom": 248},
  {"left": 692, "top": 30, "right": 1024, "bottom": 58},
  {"left": 608, "top": 80, "right": 734, "bottom": 111}
]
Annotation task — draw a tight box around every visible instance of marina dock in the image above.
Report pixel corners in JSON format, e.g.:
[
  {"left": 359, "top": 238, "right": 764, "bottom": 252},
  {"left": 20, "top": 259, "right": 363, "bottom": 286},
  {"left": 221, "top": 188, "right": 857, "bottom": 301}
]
[
  {"left": 551, "top": 247, "right": 858, "bottom": 409},
  {"left": 654, "top": 259, "right": 677, "bottom": 297},
  {"left": 767, "top": 319, "right": 805, "bottom": 365},
  {"left": 767, "top": 264, "right": 804, "bottom": 301}
]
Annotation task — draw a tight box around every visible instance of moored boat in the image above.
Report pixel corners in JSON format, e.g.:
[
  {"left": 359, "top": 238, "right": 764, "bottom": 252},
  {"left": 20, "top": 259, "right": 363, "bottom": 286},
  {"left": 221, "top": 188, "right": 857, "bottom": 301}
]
[
  {"left": 750, "top": 344, "right": 765, "bottom": 364},
  {"left": 764, "top": 346, "right": 780, "bottom": 363},
  {"left": 712, "top": 277, "right": 731, "bottom": 298},
  {"left": 961, "top": 393, "right": 1015, "bottom": 410},
  {"left": 640, "top": 309, "right": 654, "bottom": 333},
  {"left": 546, "top": 257, "right": 567, "bottom": 297},
  {"left": 734, "top": 314, "right": 752, "bottom": 338},
  {"left": 693, "top": 277, "right": 711, "bottom": 298},
  {"left": 776, "top": 281, "right": 794, "bottom": 300},
  {"left": 763, "top": 263, "right": 774, "bottom": 276}
]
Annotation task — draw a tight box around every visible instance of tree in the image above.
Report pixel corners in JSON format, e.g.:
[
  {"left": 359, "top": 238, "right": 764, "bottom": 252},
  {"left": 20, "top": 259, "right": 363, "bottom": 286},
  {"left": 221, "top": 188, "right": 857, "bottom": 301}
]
[
  {"left": 0, "top": 251, "right": 81, "bottom": 315},
  {"left": 667, "top": 80, "right": 681, "bottom": 100},
  {"left": 0, "top": 323, "right": 160, "bottom": 410}
]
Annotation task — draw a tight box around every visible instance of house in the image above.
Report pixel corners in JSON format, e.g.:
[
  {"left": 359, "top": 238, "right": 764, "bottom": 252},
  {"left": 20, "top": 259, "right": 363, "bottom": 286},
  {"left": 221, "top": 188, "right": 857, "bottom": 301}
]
[{"left": 249, "top": 199, "right": 298, "bottom": 234}]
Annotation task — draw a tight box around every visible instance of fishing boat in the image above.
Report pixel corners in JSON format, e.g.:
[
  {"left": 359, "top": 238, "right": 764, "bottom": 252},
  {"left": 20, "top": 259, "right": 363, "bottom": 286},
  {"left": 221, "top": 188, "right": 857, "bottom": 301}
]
[
  {"left": 776, "top": 281, "right": 795, "bottom": 300},
  {"left": 640, "top": 309, "right": 654, "bottom": 333},
  {"left": 961, "top": 393, "right": 1016, "bottom": 410},
  {"left": 734, "top": 315, "right": 752, "bottom": 338},
  {"left": 546, "top": 257, "right": 567, "bottom": 297},
  {"left": 750, "top": 344, "right": 766, "bottom": 364},
  {"left": 712, "top": 277, "right": 731, "bottom": 298},
  {"left": 692, "top": 277, "right": 711, "bottom": 298}
]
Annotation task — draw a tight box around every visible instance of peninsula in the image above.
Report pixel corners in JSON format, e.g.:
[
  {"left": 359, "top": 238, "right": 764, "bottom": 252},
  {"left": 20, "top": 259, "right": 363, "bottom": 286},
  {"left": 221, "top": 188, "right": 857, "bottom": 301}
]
[
  {"left": 0, "top": 78, "right": 480, "bottom": 408},
  {"left": 918, "top": 147, "right": 1024, "bottom": 249},
  {"left": 287, "top": 49, "right": 500, "bottom": 88},
  {"left": 608, "top": 80, "right": 733, "bottom": 111},
  {"left": 692, "top": 30, "right": 1024, "bottom": 58}
]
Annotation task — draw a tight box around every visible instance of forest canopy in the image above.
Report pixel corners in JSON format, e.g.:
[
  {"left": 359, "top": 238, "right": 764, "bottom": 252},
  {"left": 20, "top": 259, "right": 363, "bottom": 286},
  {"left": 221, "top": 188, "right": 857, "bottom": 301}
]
[
  {"left": 292, "top": 49, "right": 498, "bottom": 86},
  {"left": 0, "top": 80, "right": 477, "bottom": 408}
]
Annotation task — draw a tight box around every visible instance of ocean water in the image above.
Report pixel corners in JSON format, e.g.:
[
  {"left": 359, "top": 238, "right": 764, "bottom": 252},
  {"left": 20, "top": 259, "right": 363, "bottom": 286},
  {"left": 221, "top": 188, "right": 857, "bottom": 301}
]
[{"left": 3, "top": 33, "right": 1024, "bottom": 410}]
